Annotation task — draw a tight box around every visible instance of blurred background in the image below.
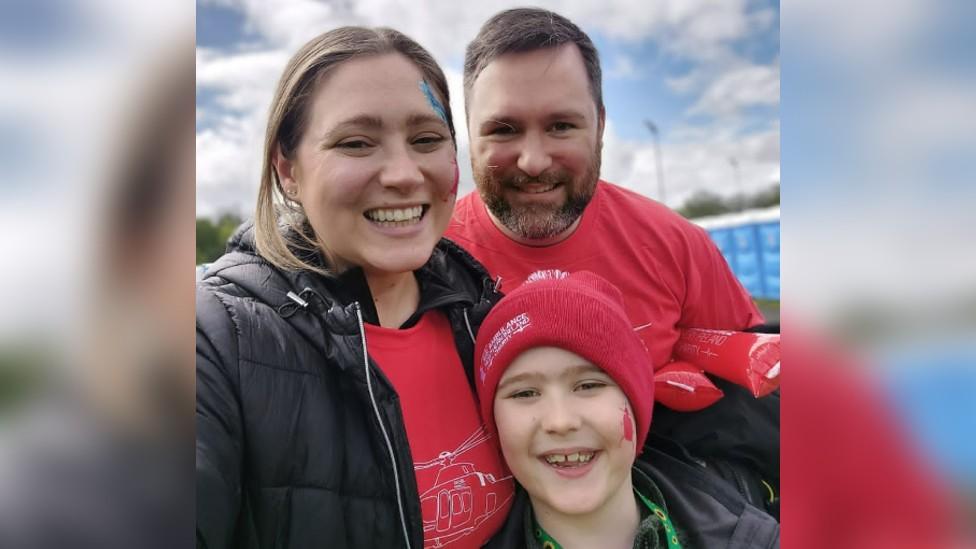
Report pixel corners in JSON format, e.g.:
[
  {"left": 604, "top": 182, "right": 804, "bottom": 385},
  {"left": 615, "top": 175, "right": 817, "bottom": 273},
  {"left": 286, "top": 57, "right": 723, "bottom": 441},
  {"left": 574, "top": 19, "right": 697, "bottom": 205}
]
[
  {"left": 0, "top": 0, "right": 973, "bottom": 547},
  {"left": 0, "top": 1, "right": 194, "bottom": 547}
]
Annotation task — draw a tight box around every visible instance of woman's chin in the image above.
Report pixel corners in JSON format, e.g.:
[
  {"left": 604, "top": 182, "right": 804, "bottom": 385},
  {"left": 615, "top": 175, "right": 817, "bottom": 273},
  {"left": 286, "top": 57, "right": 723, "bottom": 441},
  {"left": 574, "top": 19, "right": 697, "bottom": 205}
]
[{"left": 361, "top": 249, "right": 433, "bottom": 277}]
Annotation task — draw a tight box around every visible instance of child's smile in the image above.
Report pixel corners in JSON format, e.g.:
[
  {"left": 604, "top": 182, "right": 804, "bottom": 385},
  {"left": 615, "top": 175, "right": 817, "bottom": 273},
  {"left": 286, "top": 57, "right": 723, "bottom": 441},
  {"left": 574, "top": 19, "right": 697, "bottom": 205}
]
[{"left": 493, "top": 346, "right": 637, "bottom": 517}]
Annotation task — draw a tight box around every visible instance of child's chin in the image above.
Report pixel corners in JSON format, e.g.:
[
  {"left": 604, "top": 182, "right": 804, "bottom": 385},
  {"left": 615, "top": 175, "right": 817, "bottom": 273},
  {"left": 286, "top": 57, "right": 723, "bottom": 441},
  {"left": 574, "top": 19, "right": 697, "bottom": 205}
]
[{"left": 538, "top": 489, "right": 603, "bottom": 516}]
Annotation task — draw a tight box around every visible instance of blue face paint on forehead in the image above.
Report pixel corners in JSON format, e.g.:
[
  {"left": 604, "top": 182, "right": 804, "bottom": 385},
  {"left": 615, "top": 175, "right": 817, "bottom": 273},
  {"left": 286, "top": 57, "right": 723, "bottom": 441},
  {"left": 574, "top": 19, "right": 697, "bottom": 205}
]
[{"left": 419, "top": 80, "right": 448, "bottom": 125}]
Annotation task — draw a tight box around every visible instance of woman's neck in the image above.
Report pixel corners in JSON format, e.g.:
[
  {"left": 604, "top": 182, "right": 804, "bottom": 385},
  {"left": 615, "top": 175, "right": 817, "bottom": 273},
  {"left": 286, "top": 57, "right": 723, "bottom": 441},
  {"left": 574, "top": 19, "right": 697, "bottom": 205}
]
[
  {"left": 532, "top": 478, "right": 640, "bottom": 549},
  {"left": 364, "top": 270, "right": 420, "bottom": 328}
]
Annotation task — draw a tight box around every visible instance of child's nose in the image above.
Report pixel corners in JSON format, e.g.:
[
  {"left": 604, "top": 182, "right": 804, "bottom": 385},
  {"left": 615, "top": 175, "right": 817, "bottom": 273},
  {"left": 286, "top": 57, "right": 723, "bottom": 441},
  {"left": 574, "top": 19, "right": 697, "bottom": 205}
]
[{"left": 541, "top": 395, "right": 581, "bottom": 434}]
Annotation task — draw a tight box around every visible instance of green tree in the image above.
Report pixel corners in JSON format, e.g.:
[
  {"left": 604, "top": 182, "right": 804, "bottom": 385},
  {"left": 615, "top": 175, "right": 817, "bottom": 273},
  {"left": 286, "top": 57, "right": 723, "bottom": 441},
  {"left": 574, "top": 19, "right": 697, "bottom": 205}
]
[
  {"left": 197, "top": 213, "right": 243, "bottom": 264},
  {"left": 677, "top": 190, "right": 732, "bottom": 219},
  {"left": 745, "top": 183, "right": 780, "bottom": 209},
  {"left": 677, "top": 183, "right": 779, "bottom": 220}
]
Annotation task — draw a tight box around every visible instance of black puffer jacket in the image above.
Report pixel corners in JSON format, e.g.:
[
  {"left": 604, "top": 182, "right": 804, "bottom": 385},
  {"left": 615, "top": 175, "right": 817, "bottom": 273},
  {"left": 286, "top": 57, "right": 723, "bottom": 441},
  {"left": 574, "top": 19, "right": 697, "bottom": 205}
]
[{"left": 196, "top": 223, "right": 501, "bottom": 549}]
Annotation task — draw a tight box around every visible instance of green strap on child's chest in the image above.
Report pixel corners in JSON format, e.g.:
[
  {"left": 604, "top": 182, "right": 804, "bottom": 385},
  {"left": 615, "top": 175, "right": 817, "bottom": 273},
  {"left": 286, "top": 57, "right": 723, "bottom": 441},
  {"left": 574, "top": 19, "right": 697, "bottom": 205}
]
[
  {"left": 532, "top": 489, "right": 682, "bottom": 549},
  {"left": 634, "top": 488, "right": 683, "bottom": 549}
]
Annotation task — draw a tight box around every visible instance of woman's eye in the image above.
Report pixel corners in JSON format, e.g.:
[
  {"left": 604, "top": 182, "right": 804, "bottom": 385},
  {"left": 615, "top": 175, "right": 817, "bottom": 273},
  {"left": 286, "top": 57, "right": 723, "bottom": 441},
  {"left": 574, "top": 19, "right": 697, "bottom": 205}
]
[
  {"left": 336, "top": 139, "right": 372, "bottom": 149},
  {"left": 413, "top": 134, "right": 446, "bottom": 146}
]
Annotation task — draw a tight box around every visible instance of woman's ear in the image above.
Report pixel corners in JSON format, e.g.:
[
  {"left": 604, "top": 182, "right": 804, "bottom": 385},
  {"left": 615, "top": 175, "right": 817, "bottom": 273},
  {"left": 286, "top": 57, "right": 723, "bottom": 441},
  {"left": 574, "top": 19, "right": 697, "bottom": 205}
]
[{"left": 272, "top": 144, "right": 300, "bottom": 201}]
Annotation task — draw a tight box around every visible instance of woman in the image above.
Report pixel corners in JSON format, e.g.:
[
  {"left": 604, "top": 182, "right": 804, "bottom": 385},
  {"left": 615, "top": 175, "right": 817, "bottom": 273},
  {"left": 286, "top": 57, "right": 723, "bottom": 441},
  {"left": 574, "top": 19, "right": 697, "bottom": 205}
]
[{"left": 196, "top": 28, "right": 513, "bottom": 549}]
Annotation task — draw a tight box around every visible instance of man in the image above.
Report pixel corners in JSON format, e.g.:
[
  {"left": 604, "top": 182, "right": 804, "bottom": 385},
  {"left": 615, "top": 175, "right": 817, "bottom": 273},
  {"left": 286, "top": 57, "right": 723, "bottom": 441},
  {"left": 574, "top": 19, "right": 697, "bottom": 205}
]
[{"left": 446, "top": 7, "right": 779, "bottom": 514}]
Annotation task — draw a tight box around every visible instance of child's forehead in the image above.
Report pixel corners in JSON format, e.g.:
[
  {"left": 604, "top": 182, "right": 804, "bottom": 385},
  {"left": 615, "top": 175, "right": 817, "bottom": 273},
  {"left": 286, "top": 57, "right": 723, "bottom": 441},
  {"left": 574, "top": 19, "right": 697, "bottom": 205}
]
[{"left": 503, "top": 346, "right": 606, "bottom": 379}]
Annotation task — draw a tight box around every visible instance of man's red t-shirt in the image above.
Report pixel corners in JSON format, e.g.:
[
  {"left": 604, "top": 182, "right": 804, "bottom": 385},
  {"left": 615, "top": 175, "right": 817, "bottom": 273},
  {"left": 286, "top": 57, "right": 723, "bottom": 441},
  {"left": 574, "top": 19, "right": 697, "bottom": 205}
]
[
  {"left": 365, "top": 311, "right": 513, "bottom": 548},
  {"left": 445, "top": 181, "right": 763, "bottom": 369}
]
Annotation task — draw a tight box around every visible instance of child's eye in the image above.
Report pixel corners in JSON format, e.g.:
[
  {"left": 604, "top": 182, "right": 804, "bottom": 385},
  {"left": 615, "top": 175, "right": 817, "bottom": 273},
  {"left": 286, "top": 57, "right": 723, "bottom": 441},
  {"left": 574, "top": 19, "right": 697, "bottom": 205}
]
[
  {"left": 575, "top": 380, "right": 607, "bottom": 392},
  {"left": 507, "top": 388, "right": 540, "bottom": 399}
]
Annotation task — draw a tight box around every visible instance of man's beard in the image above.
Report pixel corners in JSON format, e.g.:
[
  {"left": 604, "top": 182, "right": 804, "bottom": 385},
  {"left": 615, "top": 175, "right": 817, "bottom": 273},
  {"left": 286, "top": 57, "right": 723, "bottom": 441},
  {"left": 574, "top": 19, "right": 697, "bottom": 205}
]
[{"left": 475, "top": 151, "right": 601, "bottom": 240}]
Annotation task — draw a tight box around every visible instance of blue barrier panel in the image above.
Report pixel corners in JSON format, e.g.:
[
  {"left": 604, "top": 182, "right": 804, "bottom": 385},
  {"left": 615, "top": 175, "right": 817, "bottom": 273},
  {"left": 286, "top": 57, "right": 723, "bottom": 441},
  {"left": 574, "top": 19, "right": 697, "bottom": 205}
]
[
  {"left": 732, "top": 225, "right": 764, "bottom": 298},
  {"left": 707, "top": 228, "right": 736, "bottom": 273},
  {"left": 758, "top": 222, "right": 780, "bottom": 299},
  {"left": 696, "top": 207, "right": 779, "bottom": 301}
]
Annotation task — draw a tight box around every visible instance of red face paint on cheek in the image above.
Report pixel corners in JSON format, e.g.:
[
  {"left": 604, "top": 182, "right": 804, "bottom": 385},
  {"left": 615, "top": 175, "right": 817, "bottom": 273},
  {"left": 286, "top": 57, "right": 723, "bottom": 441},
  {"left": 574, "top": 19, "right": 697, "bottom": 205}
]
[
  {"left": 621, "top": 407, "right": 634, "bottom": 444},
  {"left": 442, "top": 159, "right": 459, "bottom": 203},
  {"left": 450, "top": 159, "right": 459, "bottom": 195}
]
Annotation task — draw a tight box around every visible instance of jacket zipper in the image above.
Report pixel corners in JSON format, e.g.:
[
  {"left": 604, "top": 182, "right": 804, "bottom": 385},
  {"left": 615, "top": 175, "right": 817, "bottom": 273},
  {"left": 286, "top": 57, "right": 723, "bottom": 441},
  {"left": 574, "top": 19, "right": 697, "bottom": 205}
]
[
  {"left": 354, "top": 303, "right": 413, "bottom": 549},
  {"left": 462, "top": 308, "right": 476, "bottom": 344}
]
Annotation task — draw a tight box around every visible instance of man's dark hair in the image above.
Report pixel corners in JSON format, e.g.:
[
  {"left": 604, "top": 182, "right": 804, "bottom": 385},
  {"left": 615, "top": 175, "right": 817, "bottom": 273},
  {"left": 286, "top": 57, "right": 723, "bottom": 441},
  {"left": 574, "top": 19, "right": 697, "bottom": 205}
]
[{"left": 463, "top": 7, "right": 604, "bottom": 120}]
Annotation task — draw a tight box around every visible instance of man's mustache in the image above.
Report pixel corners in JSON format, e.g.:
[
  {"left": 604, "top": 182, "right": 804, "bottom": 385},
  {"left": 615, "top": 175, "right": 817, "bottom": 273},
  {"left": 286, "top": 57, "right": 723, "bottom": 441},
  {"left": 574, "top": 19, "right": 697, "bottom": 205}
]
[{"left": 497, "top": 170, "right": 571, "bottom": 188}]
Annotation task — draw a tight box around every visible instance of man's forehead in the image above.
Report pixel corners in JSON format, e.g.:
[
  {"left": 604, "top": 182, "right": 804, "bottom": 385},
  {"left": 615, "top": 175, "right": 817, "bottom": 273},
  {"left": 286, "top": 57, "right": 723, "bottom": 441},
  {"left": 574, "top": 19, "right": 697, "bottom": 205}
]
[
  {"left": 474, "top": 44, "right": 586, "bottom": 87},
  {"left": 468, "top": 45, "right": 596, "bottom": 119}
]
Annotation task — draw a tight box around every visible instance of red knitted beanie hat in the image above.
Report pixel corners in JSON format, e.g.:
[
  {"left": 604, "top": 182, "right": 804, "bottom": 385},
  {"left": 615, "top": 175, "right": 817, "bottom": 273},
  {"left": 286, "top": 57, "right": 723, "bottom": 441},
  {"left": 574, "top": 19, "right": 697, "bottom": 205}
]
[{"left": 475, "top": 270, "right": 654, "bottom": 453}]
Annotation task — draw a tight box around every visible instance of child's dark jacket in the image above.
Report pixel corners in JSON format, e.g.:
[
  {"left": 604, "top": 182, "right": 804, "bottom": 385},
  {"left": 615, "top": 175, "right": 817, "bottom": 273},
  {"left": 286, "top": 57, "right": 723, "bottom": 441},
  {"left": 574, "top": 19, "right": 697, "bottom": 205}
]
[{"left": 485, "top": 441, "right": 780, "bottom": 549}]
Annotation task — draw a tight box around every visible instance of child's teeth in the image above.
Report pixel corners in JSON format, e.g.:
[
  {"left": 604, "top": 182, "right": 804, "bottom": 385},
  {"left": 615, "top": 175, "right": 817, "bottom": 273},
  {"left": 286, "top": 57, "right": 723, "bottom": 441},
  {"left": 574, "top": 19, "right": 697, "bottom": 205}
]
[{"left": 546, "top": 452, "right": 597, "bottom": 466}]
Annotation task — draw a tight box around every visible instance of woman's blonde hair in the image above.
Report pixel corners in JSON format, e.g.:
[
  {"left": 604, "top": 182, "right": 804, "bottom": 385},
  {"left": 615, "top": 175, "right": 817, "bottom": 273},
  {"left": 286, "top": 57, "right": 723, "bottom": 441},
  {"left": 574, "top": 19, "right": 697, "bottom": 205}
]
[{"left": 254, "top": 27, "right": 456, "bottom": 275}]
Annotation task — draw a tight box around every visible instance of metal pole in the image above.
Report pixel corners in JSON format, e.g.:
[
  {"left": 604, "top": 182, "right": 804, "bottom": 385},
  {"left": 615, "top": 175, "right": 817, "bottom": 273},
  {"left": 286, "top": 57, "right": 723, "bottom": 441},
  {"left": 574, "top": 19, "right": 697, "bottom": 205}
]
[{"left": 643, "top": 120, "right": 667, "bottom": 205}]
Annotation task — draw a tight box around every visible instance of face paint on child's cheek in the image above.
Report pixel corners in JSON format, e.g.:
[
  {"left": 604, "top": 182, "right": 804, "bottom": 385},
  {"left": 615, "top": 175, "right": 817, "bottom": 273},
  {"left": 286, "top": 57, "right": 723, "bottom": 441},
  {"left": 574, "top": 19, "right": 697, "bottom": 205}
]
[{"left": 620, "top": 406, "right": 634, "bottom": 445}]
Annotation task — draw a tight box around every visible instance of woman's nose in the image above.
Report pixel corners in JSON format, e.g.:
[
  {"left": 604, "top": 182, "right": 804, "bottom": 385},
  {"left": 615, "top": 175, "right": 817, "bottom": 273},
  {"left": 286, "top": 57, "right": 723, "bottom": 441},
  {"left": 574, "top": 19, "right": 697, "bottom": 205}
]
[{"left": 379, "top": 144, "right": 424, "bottom": 191}]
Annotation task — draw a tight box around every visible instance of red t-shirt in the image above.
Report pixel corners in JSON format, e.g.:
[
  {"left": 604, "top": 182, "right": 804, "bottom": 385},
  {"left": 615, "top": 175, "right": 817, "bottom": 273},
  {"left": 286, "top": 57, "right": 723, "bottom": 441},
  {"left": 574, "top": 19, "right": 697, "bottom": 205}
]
[
  {"left": 365, "top": 311, "right": 514, "bottom": 548},
  {"left": 445, "top": 181, "right": 763, "bottom": 370}
]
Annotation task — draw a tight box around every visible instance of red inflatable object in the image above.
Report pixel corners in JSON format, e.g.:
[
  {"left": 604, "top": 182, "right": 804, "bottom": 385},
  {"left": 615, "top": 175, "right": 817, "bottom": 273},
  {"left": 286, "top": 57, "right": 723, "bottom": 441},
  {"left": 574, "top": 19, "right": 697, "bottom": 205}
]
[
  {"left": 654, "top": 361, "right": 725, "bottom": 412},
  {"left": 673, "top": 328, "right": 780, "bottom": 397}
]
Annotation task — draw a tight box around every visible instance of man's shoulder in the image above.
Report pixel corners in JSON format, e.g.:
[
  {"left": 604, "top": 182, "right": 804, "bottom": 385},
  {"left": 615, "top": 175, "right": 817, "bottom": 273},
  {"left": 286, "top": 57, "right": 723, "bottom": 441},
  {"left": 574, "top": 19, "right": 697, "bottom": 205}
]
[
  {"left": 452, "top": 190, "right": 480, "bottom": 215},
  {"left": 596, "top": 181, "right": 704, "bottom": 235}
]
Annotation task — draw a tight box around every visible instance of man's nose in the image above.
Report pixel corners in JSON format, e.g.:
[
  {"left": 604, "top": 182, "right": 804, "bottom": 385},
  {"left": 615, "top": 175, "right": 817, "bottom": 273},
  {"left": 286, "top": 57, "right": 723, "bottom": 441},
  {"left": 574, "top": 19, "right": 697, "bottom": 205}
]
[
  {"left": 379, "top": 143, "right": 424, "bottom": 191},
  {"left": 516, "top": 132, "right": 553, "bottom": 177}
]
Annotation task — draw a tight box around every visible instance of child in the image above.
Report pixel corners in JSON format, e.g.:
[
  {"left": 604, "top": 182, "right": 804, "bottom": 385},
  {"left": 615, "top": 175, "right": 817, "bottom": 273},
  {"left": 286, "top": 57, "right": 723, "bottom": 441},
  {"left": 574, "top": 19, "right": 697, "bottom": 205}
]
[{"left": 475, "top": 270, "right": 780, "bottom": 549}]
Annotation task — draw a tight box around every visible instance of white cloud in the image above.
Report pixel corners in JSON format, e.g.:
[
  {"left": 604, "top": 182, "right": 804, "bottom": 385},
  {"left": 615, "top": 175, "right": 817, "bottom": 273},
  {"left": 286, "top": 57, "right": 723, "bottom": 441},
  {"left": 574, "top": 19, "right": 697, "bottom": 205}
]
[
  {"left": 196, "top": 48, "right": 288, "bottom": 112},
  {"left": 196, "top": 0, "right": 779, "bottom": 217},
  {"left": 196, "top": 112, "right": 265, "bottom": 220},
  {"left": 688, "top": 62, "right": 779, "bottom": 117},
  {"left": 606, "top": 55, "right": 641, "bottom": 80},
  {"left": 663, "top": 0, "right": 750, "bottom": 60},
  {"left": 664, "top": 71, "right": 702, "bottom": 95},
  {"left": 601, "top": 119, "right": 779, "bottom": 208},
  {"left": 212, "top": 0, "right": 760, "bottom": 63}
]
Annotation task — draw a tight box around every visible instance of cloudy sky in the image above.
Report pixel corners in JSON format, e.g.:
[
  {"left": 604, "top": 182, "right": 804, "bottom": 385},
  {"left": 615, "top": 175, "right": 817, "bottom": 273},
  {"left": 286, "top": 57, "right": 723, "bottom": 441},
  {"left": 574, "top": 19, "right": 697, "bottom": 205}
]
[{"left": 196, "top": 0, "right": 780, "bottom": 220}]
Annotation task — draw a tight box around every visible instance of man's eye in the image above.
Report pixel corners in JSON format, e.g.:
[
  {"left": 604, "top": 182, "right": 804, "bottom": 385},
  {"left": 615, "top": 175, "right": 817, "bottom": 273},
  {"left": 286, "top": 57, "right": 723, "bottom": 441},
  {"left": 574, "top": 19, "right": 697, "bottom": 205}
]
[
  {"left": 486, "top": 123, "right": 517, "bottom": 136},
  {"left": 550, "top": 122, "right": 575, "bottom": 132}
]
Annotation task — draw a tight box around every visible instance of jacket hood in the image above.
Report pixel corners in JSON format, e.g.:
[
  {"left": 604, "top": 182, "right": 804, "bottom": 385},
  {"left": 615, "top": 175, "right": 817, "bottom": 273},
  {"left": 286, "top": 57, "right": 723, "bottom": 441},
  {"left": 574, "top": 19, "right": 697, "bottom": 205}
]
[{"left": 203, "top": 219, "right": 497, "bottom": 324}]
